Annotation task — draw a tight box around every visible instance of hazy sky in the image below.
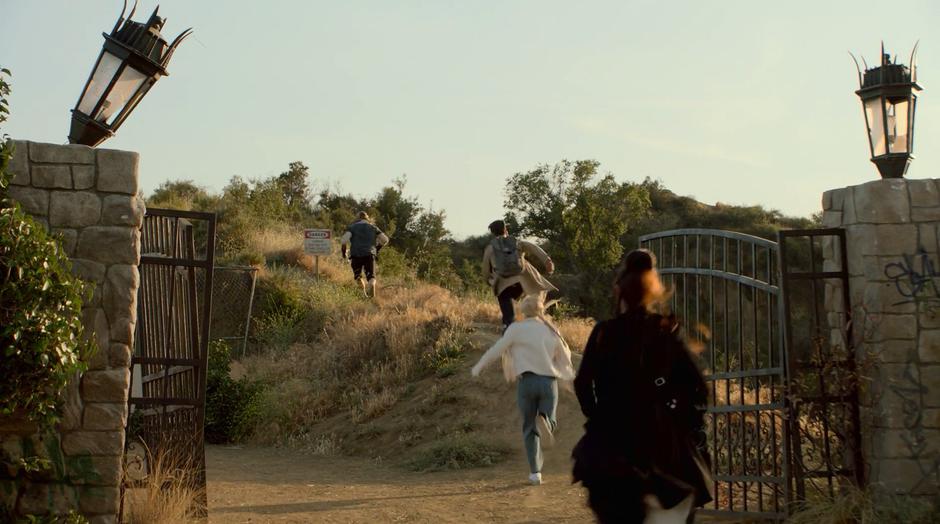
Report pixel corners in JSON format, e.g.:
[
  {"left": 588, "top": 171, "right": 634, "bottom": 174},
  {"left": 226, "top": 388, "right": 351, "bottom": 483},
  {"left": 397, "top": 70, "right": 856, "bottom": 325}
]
[{"left": 4, "top": 1, "right": 940, "bottom": 238}]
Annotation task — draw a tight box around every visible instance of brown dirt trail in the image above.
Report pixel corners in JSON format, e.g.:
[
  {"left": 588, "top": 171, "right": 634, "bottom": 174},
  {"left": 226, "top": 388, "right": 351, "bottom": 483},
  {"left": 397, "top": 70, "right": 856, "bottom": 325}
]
[
  {"left": 208, "top": 323, "right": 598, "bottom": 522},
  {"left": 207, "top": 445, "right": 594, "bottom": 523}
]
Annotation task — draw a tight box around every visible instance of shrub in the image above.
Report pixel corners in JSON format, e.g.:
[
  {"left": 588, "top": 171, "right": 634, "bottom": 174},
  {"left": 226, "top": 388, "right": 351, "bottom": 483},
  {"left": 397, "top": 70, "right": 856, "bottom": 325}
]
[
  {"left": 788, "top": 485, "right": 940, "bottom": 524},
  {"left": 373, "top": 246, "right": 415, "bottom": 282},
  {"left": 408, "top": 434, "right": 508, "bottom": 471},
  {"left": 422, "top": 328, "right": 472, "bottom": 378},
  {"left": 0, "top": 68, "right": 93, "bottom": 427},
  {"left": 204, "top": 340, "right": 264, "bottom": 444}
]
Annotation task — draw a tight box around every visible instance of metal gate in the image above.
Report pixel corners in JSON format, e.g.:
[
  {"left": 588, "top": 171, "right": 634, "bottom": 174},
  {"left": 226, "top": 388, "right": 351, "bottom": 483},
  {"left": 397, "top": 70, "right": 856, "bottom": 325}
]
[
  {"left": 779, "top": 229, "right": 864, "bottom": 502},
  {"left": 639, "top": 228, "right": 862, "bottom": 521},
  {"left": 123, "top": 208, "right": 216, "bottom": 515}
]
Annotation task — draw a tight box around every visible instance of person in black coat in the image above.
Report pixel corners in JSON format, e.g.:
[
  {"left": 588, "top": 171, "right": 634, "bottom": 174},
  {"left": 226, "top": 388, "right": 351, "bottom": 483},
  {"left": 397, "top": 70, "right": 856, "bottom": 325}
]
[{"left": 572, "top": 249, "right": 712, "bottom": 523}]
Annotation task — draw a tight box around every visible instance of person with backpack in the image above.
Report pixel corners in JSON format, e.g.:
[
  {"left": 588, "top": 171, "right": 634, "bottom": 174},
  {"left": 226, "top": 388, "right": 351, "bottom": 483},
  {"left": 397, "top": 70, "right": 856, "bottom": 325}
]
[
  {"left": 482, "top": 219, "right": 557, "bottom": 332},
  {"left": 572, "top": 249, "right": 712, "bottom": 523},
  {"left": 340, "top": 211, "right": 389, "bottom": 298}
]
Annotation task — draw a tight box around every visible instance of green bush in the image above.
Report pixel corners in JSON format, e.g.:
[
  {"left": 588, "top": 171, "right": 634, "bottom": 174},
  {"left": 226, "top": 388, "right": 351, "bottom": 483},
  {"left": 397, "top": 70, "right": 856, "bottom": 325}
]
[
  {"left": 204, "top": 340, "right": 264, "bottom": 444},
  {"left": 249, "top": 266, "right": 363, "bottom": 352},
  {"left": 422, "top": 328, "right": 472, "bottom": 378},
  {"left": 408, "top": 434, "right": 508, "bottom": 471},
  {"left": 0, "top": 68, "right": 93, "bottom": 427},
  {"left": 374, "top": 246, "right": 415, "bottom": 282}
]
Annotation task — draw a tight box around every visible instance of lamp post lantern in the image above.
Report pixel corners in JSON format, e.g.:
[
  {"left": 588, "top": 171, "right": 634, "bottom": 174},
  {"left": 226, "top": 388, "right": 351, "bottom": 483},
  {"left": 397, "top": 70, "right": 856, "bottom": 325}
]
[
  {"left": 69, "top": 2, "right": 191, "bottom": 147},
  {"left": 853, "top": 44, "right": 922, "bottom": 179}
]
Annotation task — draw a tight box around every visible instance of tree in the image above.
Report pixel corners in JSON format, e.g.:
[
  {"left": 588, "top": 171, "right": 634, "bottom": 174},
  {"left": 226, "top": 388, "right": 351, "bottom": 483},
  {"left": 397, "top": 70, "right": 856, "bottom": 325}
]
[
  {"left": 147, "top": 180, "right": 216, "bottom": 211},
  {"left": 504, "top": 160, "right": 651, "bottom": 315},
  {"left": 276, "top": 161, "right": 312, "bottom": 218},
  {"left": 371, "top": 176, "right": 421, "bottom": 241}
]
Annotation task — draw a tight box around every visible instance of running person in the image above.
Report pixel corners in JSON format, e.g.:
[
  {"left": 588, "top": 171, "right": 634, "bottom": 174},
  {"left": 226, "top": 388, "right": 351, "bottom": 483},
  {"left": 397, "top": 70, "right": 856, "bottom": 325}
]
[
  {"left": 472, "top": 294, "right": 575, "bottom": 486},
  {"left": 572, "top": 249, "right": 712, "bottom": 523},
  {"left": 482, "top": 219, "right": 557, "bottom": 332},
  {"left": 340, "top": 211, "right": 389, "bottom": 298}
]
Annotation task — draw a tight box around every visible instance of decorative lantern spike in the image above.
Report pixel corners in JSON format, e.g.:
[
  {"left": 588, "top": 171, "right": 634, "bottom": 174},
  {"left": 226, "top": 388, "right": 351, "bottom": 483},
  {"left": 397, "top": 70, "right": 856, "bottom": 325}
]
[
  {"left": 68, "top": 2, "right": 188, "bottom": 146},
  {"left": 854, "top": 43, "right": 923, "bottom": 179}
]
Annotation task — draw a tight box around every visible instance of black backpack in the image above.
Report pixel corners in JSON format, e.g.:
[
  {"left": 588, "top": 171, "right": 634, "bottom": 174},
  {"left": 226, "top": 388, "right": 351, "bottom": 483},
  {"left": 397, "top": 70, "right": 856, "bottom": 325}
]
[{"left": 491, "top": 236, "right": 525, "bottom": 277}]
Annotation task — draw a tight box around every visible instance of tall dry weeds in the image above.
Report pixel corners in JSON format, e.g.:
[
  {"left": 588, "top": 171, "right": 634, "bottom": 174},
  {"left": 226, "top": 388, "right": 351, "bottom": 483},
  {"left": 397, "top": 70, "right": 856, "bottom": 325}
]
[
  {"left": 123, "top": 447, "right": 204, "bottom": 524},
  {"left": 240, "top": 276, "right": 492, "bottom": 444},
  {"left": 787, "top": 484, "right": 938, "bottom": 524},
  {"left": 556, "top": 316, "right": 594, "bottom": 352}
]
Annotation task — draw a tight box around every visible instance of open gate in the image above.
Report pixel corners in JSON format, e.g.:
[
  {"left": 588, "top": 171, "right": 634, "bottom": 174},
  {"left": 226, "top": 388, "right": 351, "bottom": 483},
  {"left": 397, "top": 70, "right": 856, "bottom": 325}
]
[
  {"left": 639, "top": 228, "right": 862, "bottom": 521},
  {"left": 778, "top": 229, "right": 864, "bottom": 503},
  {"left": 123, "top": 208, "right": 216, "bottom": 516}
]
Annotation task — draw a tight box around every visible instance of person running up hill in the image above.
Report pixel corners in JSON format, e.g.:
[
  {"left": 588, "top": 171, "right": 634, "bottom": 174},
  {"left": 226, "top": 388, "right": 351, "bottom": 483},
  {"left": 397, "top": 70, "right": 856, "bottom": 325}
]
[
  {"left": 471, "top": 294, "right": 575, "bottom": 486},
  {"left": 340, "top": 211, "right": 389, "bottom": 298},
  {"left": 572, "top": 249, "right": 712, "bottom": 523},
  {"left": 482, "top": 219, "right": 557, "bottom": 332}
]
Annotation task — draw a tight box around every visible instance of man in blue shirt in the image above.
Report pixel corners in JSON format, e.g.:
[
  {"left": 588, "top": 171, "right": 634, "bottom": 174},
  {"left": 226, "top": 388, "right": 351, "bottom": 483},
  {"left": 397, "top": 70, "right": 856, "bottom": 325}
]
[{"left": 340, "top": 211, "right": 389, "bottom": 298}]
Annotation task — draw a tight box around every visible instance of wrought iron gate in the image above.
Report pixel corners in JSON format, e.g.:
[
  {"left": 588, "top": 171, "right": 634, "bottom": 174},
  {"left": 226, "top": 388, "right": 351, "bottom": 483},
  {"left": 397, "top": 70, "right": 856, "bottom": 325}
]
[
  {"left": 778, "top": 228, "right": 864, "bottom": 502},
  {"left": 639, "top": 228, "right": 862, "bottom": 521},
  {"left": 123, "top": 208, "right": 216, "bottom": 515}
]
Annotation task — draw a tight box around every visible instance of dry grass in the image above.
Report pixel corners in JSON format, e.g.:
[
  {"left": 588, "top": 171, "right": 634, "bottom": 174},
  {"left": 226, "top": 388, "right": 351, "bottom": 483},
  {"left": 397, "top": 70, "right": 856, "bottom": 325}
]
[
  {"left": 556, "top": 316, "right": 594, "bottom": 352},
  {"left": 240, "top": 275, "right": 492, "bottom": 443},
  {"left": 243, "top": 224, "right": 302, "bottom": 260},
  {"left": 124, "top": 448, "right": 204, "bottom": 524},
  {"left": 788, "top": 484, "right": 938, "bottom": 524}
]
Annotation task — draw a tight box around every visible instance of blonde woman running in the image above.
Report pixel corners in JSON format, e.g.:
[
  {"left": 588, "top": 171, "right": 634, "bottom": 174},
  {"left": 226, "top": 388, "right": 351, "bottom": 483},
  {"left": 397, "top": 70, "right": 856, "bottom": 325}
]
[{"left": 471, "top": 295, "right": 575, "bottom": 485}]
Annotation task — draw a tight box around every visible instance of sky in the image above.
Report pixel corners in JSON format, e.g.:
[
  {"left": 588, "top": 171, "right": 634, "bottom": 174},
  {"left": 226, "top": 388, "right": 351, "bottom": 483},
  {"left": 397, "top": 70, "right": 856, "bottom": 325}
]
[{"left": 3, "top": 0, "right": 940, "bottom": 238}]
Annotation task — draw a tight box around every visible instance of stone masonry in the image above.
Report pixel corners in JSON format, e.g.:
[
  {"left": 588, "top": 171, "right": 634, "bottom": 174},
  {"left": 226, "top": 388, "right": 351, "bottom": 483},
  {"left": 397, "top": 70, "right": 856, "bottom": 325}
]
[
  {"left": 1, "top": 141, "right": 142, "bottom": 523},
  {"left": 822, "top": 178, "right": 940, "bottom": 497}
]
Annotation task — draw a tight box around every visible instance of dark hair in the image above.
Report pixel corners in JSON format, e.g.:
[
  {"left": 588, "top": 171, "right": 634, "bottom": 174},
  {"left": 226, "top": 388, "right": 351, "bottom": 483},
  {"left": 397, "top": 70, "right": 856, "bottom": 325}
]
[
  {"left": 488, "top": 220, "right": 507, "bottom": 236},
  {"left": 613, "top": 249, "right": 666, "bottom": 314}
]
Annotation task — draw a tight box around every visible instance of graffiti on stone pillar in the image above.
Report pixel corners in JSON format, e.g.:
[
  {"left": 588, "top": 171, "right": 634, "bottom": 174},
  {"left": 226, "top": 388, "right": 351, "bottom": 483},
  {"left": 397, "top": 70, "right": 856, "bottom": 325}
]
[
  {"left": 885, "top": 352, "right": 939, "bottom": 494},
  {"left": 884, "top": 249, "right": 940, "bottom": 314}
]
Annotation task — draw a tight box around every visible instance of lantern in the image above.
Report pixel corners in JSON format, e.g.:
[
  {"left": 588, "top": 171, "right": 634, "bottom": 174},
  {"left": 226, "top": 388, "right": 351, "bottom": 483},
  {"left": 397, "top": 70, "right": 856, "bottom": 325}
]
[
  {"left": 69, "top": 2, "right": 191, "bottom": 147},
  {"left": 853, "top": 44, "right": 922, "bottom": 179}
]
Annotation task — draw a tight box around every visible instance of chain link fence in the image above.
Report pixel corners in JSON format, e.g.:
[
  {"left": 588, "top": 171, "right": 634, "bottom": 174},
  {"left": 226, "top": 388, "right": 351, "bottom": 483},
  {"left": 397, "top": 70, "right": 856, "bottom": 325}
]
[{"left": 197, "top": 266, "right": 258, "bottom": 356}]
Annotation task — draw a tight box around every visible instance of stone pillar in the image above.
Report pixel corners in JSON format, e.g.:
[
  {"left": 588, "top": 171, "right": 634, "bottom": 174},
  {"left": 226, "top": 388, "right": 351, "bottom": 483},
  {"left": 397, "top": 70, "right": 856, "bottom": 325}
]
[
  {"left": 822, "top": 178, "right": 940, "bottom": 497},
  {"left": 1, "top": 141, "right": 143, "bottom": 523}
]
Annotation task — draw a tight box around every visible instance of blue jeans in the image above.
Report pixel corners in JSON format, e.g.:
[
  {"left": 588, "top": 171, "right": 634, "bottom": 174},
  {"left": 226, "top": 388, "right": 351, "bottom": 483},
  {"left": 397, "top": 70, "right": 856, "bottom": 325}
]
[{"left": 516, "top": 372, "right": 558, "bottom": 474}]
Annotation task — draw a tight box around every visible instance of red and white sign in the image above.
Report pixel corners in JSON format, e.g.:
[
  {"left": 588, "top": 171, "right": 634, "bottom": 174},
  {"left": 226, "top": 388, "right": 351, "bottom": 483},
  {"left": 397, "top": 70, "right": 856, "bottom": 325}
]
[{"left": 303, "top": 229, "right": 332, "bottom": 255}]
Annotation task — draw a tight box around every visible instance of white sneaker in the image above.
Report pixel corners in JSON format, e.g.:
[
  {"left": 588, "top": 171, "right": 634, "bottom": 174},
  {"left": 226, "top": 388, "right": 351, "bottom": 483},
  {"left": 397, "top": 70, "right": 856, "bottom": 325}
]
[
  {"left": 528, "top": 472, "right": 542, "bottom": 485},
  {"left": 537, "top": 414, "right": 555, "bottom": 447}
]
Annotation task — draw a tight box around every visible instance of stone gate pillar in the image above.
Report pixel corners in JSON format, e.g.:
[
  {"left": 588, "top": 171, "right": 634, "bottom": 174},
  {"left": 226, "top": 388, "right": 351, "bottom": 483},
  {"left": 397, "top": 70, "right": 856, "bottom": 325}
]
[
  {"left": 1, "top": 141, "right": 142, "bottom": 523},
  {"left": 822, "top": 178, "right": 940, "bottom": 497}
]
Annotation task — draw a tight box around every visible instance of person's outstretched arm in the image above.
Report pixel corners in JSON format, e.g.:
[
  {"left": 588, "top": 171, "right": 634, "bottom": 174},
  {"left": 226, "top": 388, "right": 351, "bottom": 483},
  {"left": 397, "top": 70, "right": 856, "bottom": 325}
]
[
  {"left": 574, "top": 323, "right": 604, "bottom": 418},
  {"left": 471, "top": 328, "right": 513, "bottom": 376},
  {"left": 481, "top": 245, "right": 494, "bottom": 283},
  {"left": 519, "top": 240, "right": 554, "bottom": 274},
  {"left": 340, "top": 231, "right": 352, "bottom": 259},
  {"left": 552, "top": 331, "right": 575, "bottom": 380}
]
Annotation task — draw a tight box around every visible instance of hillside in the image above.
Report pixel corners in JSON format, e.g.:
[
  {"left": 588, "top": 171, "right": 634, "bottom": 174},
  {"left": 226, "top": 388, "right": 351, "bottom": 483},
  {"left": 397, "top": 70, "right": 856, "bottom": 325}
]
[{"left": 211, "top": 243, "right": 593, "bottom": 473}]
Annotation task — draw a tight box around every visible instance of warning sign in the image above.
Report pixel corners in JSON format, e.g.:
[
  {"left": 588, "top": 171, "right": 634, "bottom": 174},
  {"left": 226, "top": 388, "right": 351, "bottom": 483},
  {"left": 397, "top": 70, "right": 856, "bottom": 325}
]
[{"left": 303, "top": 229, "right": 332, "bottom": 255}]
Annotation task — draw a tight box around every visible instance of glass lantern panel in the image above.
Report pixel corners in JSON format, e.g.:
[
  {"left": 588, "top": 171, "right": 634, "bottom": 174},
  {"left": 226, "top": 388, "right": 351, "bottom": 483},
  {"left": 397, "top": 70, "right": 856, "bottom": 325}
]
[
  {"left": 864, "top": 97, "right": 887, "bottom": 157},
  {"left": 886, "top": 97, "right": 910, "bottom": 154},
  {"left": 77, "top": 51, "right": 122, "bottom": 116},
  {"left": 98, "top": 66, "right": 148, "bottom": 124}
]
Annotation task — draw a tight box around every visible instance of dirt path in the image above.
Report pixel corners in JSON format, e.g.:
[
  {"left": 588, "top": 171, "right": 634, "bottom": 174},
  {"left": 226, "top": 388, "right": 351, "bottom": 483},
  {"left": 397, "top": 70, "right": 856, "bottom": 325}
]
[{"left": 207, "top": 444, "right": 595, "bottom": 523}]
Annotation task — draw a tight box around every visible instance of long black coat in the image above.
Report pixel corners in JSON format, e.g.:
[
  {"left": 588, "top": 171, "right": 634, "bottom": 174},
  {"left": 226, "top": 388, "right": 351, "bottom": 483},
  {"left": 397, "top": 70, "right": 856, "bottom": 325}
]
[{"left": 572, "top": 310, "right": 712, "bottom": 510}]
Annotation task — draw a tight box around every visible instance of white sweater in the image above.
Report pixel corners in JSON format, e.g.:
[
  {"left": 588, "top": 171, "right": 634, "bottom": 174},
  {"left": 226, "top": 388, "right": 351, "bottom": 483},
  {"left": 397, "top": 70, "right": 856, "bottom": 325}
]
[{"left": 471, "top": 318, "right": 576, "bottom": 382}]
